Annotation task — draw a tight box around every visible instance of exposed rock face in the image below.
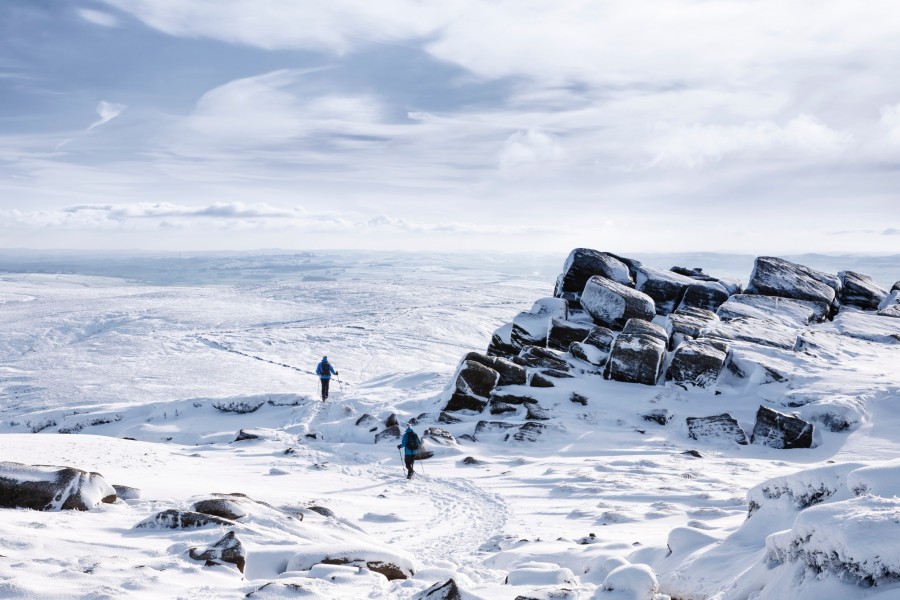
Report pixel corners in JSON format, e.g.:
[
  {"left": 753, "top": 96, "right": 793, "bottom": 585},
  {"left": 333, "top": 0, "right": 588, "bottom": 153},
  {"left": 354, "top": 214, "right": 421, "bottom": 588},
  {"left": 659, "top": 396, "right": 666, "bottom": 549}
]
[
  {"left": 642, "top": 409, "right": 671, "bottom": 425},
  {"left": 517, "top": 346, "right": 570, "bottom": 371},
  {"left": 113, "top": 485, "right": 141, "bottom": 500},
  {"left": 666, "top": 307, "right": 719, "bottom": 349},
  {"left": 622, "top": 318, "right": 669, "bottom": 344},
  {"left": 423, "top": 428, "right": 455, "bottom": 445},
  {"left": 547, "top": 317, "right": 594, "bottom": 351},
  {"left": 701, "top": 317, "right": 799, "bottom": 350},
  {"left": 136, "top": 509, "right": 235, "bottom": 529},
  {"left": 605, "top": 333, "right": 666, "bottom": 385},
  {"left": 569, "top": 341, "right": 608, "bottom": 366},
  {"left": 635, "top": 266, "right": 698, "bottom": 315},
  {"left": 722, "top": 349, "right": 790, "bottom": 384},
  {"left": 489, "top": 392, "right": 538, "bottom": 405},
  {"left": 666, "top": 340, "right": 727, "bottom": 387},
  {"left": 190, "top": 493, "right": 276, "bottom": 522},
  {"left": 583, "top": 324, "right": 617, "bottom": 353},
  {"left": 510, "top": 298, "right": 568, "bottom": 348},
  {"left": 454, "top": 360, "right": 500, "bottom": 398},
  {"left": 555, "top": 248, "right": 633, "bottom": 297},
  {"left": 528, "top": 372, "right": 555, "bottom": 388},
  {"left": 745, "top": 256, "right": 840, "bottom": 307},
  {"left": 463, "top": 352, "right": 527, "bottom": 386},
  {"left": 375, "top": 425, "right": 402, "bottom": 443},
  {"left": 838, "top": 270, "right": 888, "bottom": 311},
  {"left": 686, "top": 414, "right": 748, "bottom": 445},
  {"left": 355, "top": 414, "right": 379, "bottom": 428},
  {"left": 188, "top": 530, "right": 246, "bottom": 573},
  {"left": 750, "top": 406, "right": 814, "bottom": 449},
  {"left": 486, "top": 323, "right": 518, "bottom": 358},
  {"left": 0, "top": 462, "right": 116, "bottom": 511},
  {"left": 717, "top": 294, "right": 829, "bottom": 325},
  {"left": 677, "top": 281, "right": 731, "bottom": 312},
  {"left": 581, "top": 276, "right": 656, "bottom": 330},
  {"left": 418, "top": 578, "right": 464, "bottom": 600},
  {"left": 511, "top": 422, "right": 546, "bottom": 442},
  {"left": 473, "top": 421, "right": 518, "bottom": 440}
]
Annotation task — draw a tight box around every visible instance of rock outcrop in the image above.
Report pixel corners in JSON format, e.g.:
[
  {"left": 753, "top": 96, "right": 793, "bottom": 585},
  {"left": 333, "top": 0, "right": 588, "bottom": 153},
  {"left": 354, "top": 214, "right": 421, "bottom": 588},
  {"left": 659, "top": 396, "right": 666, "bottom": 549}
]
[
  {"left": 666, "top": 340, "right": 728, "bottom": 387},
  {"left": 686, "top": 414, "right": 748, "bottom": 445},
  {"left": 750, "top": 405, "right": 814, "bottom": 449},
  {"left": 0, "top": 462, "right": 116, "bottom": 511},
  {"left": 746, "top": 256, "right": 840, "bottom": 307},
  {"left": 605, "top": 331, "right": 666, "bottom": 385},
  {"left": 635, "top": 265, "right": 698, "bottom": 315},
  {"left": 581, "top": 276, "right": 656, "bottom": 330},
  {"left": 188, "top": 530, "right": 246, "bottom": 573},
  {"left": 838, "top": 270, "right": 888, "bottom": 311},
  {"left": 555, "top": 248, "right": 633, "bottom": 298}
]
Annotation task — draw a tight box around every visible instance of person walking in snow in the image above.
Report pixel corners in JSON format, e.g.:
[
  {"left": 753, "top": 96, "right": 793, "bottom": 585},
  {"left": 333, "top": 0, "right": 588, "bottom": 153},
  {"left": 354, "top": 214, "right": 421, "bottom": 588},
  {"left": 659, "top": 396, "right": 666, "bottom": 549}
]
[
  {"left": 316, "top": 356, "right": 338, "bottom": 401},
  {"left": 397, "top": 426, "right": 420, "bottom": 479}
]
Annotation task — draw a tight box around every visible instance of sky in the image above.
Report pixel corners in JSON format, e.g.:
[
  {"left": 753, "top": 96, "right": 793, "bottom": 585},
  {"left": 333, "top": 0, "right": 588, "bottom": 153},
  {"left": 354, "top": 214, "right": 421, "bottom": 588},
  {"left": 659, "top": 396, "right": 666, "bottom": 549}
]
[{"left": 1, "top": 1, "right": 899, "bottom": 255}]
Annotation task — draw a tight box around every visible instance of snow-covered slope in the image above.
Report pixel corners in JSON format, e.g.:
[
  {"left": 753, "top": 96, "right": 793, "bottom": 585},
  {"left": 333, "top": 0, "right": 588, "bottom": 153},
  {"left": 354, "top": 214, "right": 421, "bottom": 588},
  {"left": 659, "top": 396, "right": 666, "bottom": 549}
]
[{"left": 0, "top": 251, "right": 898, "bottom": 599}]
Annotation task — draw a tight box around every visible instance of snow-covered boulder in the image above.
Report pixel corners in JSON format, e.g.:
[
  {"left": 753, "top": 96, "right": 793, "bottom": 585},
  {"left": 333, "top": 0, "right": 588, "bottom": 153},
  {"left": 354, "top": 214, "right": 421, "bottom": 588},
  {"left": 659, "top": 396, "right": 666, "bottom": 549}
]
[
  {"left": 745, "top": 256, "right": 840, "bottom": 307},
  {"left": 136, "top": 509, "right": 235, "bottom": 529},
  {"left": 701, "top": 316, "right": 798, "bottom": 349},
  {"left": 517, "top": 346, "right": 570, "bottom": 371},
  {"left": 838, "top": 270, "right": 888, "bottom": 310},
  {"left": 463, "top": 352, "right": 527, "bottom": 386},
  {"left": 555, "top": 248, "right": 633, "bottom": 297},
  {"left": 635, "top": 266, "right": 698, "bottom": 316},
  {"left": 0, "top": 461, "right": 116, "bottom": 511},
  {"left": 443, "top": 392, "right": 487, "bottom": 413},
  {"left": 570, "top": 341, "right": 609, "bottom": 366},
  {"left": 685, "top": 414, "right": 748, "bottom": 445},
  {"left": 286, "top": 542, "right": 415, "bottom": 581},
  {"left": 454, "top": 360, "right": 500, "bottom": 398},
  {"left": 665, "top": 340, "right": 727, "bottom": 388},
  {"left": 547, "top": 317, "right": 594, "bottom": 351},
  {"left": 416, "top": 578, "right": 473, "bottom": 600},
  {"left": 583, "top": 324, "right": 617, "bottom": 353},
  {"left": 582, "top": 276, "right": 656, "bottom": 330},
  {"left": 188, "top": 530, "right": 246, "bottom": 573},
  {"left": 487, "top": 322, "right": 518, "bottom": 358},
  {"left": 676, "top": 281, "right": 731, "bottom": 313},
  {"left": 719, "top": 346, "right": 791, "bottom": 385},
  {"left": 766, "top": 495, "right": 900, "bottom": 586},
  {"left": 605, "top": 333, "right": 666, "bottom": 386},
  {"left": 599, "top": 563, "right": 660, "bottom": 600},
  {"left": 510, "top": 298, "right": 568, "bottom": 348},
  {"left": 622, "top": 318, "right": 668, "bottom": 345},
  {"left": 717, "top": 293, "right": 828, "bottom": 326},
  {"left": 749, "top": 405, "right": 814, "bottom": 449},
  {"left": 832, "top": 309, "right": 900, "bottom": 344},
  {"left": 665, "top": 307, "right": 719, "bottom": 349},
  {"left": 506, "top": 561, "right": 576, "bottom": 586},
  {"left": 747, "top": 462, "right": 864, "bottom": 516}
]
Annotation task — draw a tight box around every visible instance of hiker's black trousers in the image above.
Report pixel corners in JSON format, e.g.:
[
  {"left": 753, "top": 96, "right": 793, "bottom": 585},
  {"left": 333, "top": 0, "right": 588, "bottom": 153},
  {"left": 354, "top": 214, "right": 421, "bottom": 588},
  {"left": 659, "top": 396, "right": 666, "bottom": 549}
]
[{"left": 320, "top": 378, "right": 330, "bottom": 400}]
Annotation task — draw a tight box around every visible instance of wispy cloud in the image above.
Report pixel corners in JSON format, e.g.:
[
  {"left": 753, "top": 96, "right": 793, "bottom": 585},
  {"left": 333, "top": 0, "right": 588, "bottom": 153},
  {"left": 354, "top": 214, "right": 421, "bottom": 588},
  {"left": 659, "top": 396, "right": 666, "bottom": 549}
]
[
  {"left": 77, "top": 9, "right": 120, "bottom": 28},
  {"left": 87, "top": 101, "right": 127, "bottom": 131}
]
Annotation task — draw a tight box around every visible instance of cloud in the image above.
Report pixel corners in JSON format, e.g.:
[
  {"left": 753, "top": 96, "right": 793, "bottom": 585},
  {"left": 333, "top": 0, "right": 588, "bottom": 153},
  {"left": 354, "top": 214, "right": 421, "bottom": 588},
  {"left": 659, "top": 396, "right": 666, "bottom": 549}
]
[
  {"left": 880, "top": 102, "right": 900, "bottom": 144},
  {"left": 77, "top": 9, "right": 120, "bottom": 28},
  {"left": 883, "top": 228, "right": 900, "bottom": 236},
  {"left": 651, "top": 115, "right": 852, "bottom": 168},
  {"left": 498, "top": 129, "right": 565, "bottom": 171},
  {"left": 87, "top": 101, "right": 127, "bottom": 131}
]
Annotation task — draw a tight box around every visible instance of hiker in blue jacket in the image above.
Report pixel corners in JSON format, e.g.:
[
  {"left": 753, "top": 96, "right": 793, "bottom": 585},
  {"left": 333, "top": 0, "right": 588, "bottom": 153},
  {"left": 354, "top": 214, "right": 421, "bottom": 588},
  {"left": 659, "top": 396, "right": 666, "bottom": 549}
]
[
  {"left": 397, "top": 426, "right": 420, "bottom": 479},
  {"left": 315, "top": 356, "right": 337, "bottom": 401}
]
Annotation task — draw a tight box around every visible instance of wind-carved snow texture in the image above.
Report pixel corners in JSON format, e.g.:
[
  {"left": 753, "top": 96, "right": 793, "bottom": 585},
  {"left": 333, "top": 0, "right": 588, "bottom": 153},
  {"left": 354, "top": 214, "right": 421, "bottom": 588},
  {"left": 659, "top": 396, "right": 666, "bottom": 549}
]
[{"left": 0, "top": 250, "right": 899, "bottom": 599}]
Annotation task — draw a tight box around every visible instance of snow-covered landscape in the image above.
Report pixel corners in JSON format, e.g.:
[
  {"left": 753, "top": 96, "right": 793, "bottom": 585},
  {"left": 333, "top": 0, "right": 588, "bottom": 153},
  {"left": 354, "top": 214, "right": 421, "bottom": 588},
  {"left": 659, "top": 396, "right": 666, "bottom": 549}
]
[{"left": 1, "top": 249, "right": 898, "bottom": 600}]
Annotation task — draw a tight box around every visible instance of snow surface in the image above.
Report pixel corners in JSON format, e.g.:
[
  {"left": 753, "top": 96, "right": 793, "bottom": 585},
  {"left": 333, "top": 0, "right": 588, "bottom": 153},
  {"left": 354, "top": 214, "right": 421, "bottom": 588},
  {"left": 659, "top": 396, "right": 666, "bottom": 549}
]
[{"left": 0, "top": 251, "right": 899, "bottom": 599}]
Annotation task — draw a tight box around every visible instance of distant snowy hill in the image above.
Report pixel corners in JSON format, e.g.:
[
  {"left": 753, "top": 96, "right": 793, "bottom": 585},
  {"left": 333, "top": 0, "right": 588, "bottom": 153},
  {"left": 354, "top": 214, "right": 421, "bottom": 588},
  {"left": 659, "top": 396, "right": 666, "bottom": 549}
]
[{"left": 0, "top": 250, "right": 898, "bottom": 599}]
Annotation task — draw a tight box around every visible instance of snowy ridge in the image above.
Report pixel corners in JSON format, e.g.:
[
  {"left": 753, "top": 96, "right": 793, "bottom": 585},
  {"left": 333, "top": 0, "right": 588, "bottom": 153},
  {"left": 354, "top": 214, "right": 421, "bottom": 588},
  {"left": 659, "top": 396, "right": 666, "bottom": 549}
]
[{"left": 0, "top": 251, "right": 898, "bottom": 599}]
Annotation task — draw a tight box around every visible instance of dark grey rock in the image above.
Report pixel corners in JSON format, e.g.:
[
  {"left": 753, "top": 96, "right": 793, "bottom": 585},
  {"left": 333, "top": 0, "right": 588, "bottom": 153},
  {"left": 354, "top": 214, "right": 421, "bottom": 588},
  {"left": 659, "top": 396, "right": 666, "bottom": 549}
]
[
  {"left": 417, "top": 578, "right": 464, "bottom": 600},
  {"left": 474, "top": 421, "right": 519, "bottom": 438},
  {"left": 489, "top": 392, "right": 538, "bottom": 405},
  {"left": 462, "top": 457, "right": 480, "bottom": 465},
  {"left": 487, "top": 325, "right": 519, "bottom": 359},
  {"left": 838, "top": 271, "right": 889, "bottom": 311},
  {"left": 581, "top": 276, "right": 656, "bottom": 330},
  {"left": 455, "top": 360, "right": 500, "bottom": 398},
  {"left": 234, "top": 429, "right": 261, "bottom": 442},
  {"left": 489, "top": 402, "right": 519, "bottom": 415},
  {"left": 570, "top": 392, "right": 588, "bottom": 405},
  {"left": 717, "top": 294, "right": 829, "bottom": 325},
  {"left": 0, "top": 462, "right": 116, "bottom": 511},
  {"left": 307, "top": 505, "right": 335, "bottom": 517},
  {"left": 677, "top": 281, "right": 731, "bottom": 313},
  {"left": 555, "top": 248, "right": 633, "bottom": 297},
  {"left": 444, "top": 392, "right": 488, "bottom": 413},
  {"left": 605, "top": 333, "right": 667, "bottom": 386},
  {"left": 745, "top": 256, "right": 840, "bottom": 307},
  {"left": 189, "top": 530, "right": 246, "bottom": 573},
  {"left": 539, "top": 368, "right": 574, "bottom": 379},
  {"left": 509, "top": 298, "right": 568, "bottom": 349},
  {"left": 135, "top": 509, "right": 235, "bottom": 529},
  {"left": 671, "top": 266, "right": 716, "bottom": 280},
  {"left": 622, "top": 318, "right": 669, "bottom": 344},
  {"left": 547, "top": 318, "right": 594, "bottom": 351},
  {"left": 438, "top": 412, "right": 463, "bottom": 424},
  {"left": 635, "top": 266, "right": 698, "bottom": 315},
  {"left": 722, "top": 348, "right": 790, "bottom": 383},
  {"left": 528, "top": 372, "right": 555, "bottom": 388},
  {"left": 517, "top": 346, "right": 570, "bottom": 371},
  {"left": 525, "top": 404, "right": 550, "bottom": 421},
  {"left": 375, "top": 425, "right": 402, "bottom": 443},
  {"left": 701, "top": 317, "right": 799, "bottom": 350},
  {"left": 686, "top": 414, "right": 748, "bottom": 445},
  {"left": 583, "top": 325, "right": 617, "bottom": 353},
  {"left": 666, "top": 307, "right": 719, "bottom": 349},
  {"left": 569, "top": 341, "right": 608, "bottom": 366},
  {"left": 423, "top": 428, "right": 455, "bottom": 445},
  {"left": 385, "top": 413, "right": 399, "bottom": 428},
  {"left": 355, "top": 414, "right": 379, "bottom": 428},
  {"left": 750, "top": 406, "right": 814, "bottom": 449},
  {"left": 642, "top": 409, "right": 671, "bottom": 425},
  {"left": 464, "top": 352, "right": 527, "bottom": 386},
  {"left": 666, "top": 340, "right": 727, "bottom": 387},
  {"left": 510, "top": 422, "right": 546, "bottom": 442}
]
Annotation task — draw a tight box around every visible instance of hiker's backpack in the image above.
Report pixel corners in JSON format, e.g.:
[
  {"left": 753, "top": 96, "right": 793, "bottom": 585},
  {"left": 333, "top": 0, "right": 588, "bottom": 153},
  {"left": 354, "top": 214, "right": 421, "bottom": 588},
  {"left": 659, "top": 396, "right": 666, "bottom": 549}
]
[{"left": 406, "top": 432, "right": 420, "bottom": 451}]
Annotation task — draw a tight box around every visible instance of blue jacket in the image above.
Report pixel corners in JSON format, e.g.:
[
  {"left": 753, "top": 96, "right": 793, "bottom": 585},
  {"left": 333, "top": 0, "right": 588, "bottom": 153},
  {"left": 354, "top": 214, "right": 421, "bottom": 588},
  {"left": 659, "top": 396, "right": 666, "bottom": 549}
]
[
  {"left": 398, "top": 429, "right": 419, "bottom": 456},
  {"left": 316, "top": 360, "right": 336, "bottom": 379}
]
